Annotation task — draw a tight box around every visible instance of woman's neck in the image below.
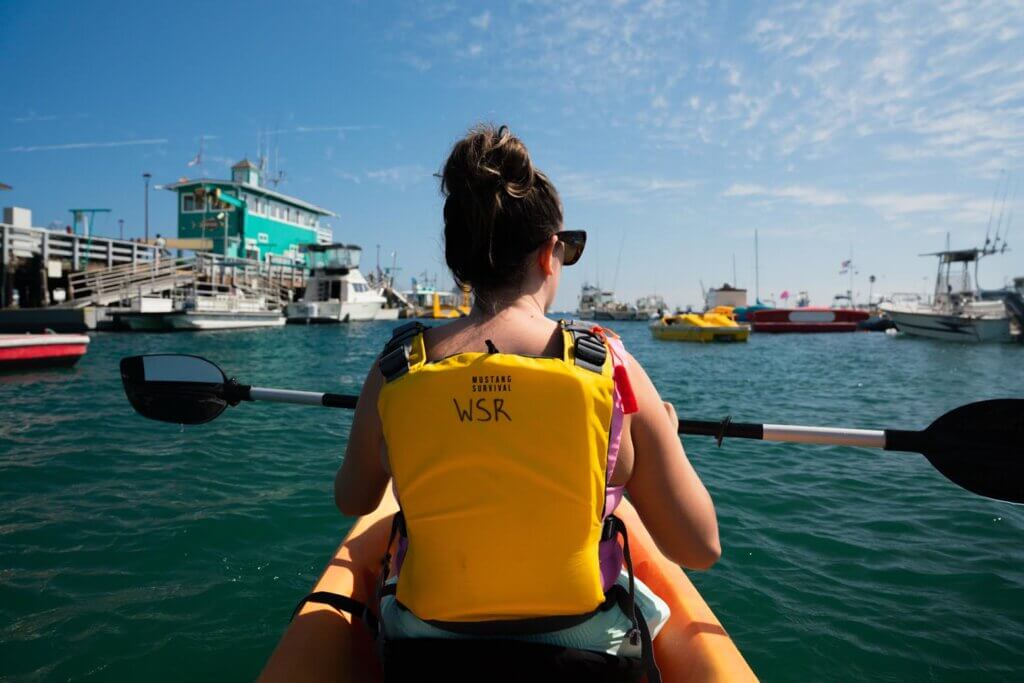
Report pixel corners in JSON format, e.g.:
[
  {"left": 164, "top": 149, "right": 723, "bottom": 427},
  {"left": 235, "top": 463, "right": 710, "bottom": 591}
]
[{"left": 469, "top": 291, "right": 548, "bottom": 322}]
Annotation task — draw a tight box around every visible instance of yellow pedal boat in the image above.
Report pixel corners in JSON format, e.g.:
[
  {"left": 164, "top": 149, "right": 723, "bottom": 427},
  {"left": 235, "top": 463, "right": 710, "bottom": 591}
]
[{"left": 650, "top": 307, "right": 751, "bottom": 343}]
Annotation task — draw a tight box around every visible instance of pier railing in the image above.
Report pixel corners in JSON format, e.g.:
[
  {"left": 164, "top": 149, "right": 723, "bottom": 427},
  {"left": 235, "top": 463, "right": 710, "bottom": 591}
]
[
  {"left": 64, "top": 253, "right": 305, "bottom": 308},
  {"left": 0, "top": 223, "right": 160, "bottom": 270},
  {"left": 65, "top": 256, "right": 198, "bottom": 307}
]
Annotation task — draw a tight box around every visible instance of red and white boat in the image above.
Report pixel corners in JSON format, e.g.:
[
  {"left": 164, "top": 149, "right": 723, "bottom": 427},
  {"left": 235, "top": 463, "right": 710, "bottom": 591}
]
[
  {"left": 0, "top": 333, "right": 90, "bottom": 371},
  {"left": 749, "top": 308, "right": 869, "bottom": 333}
]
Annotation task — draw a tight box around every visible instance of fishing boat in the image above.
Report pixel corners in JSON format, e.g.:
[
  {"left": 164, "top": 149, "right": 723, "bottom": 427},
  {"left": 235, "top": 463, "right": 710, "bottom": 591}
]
[
  {"left": 749, "top": 307, "right": 869, "bottom": 333},
  {"left": 880, "top": 248, "right": 1019, "bottom": 343},
  {"left": 0, "top": 332, "right": 89, "bottom": 370},
  {"left": 286, "top": 244, "right": 388, "bottom": 323},
  {"left": 650, "top": 307, "right": 750, "bottom": 343},
  {"left": 636, "top": 294, "right": 668, "bottom": 320},
  {"left": 578, "top": 283, "right": 638, "bottom": 320},
  {"left": 259, "top": 488, "right": 756, "bottom": 682}
]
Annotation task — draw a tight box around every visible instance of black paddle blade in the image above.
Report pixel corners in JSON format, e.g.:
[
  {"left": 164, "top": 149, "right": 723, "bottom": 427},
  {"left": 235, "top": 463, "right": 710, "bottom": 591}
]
[{"left": 917, "top": 399, "right": 1024, "bottom": 504}]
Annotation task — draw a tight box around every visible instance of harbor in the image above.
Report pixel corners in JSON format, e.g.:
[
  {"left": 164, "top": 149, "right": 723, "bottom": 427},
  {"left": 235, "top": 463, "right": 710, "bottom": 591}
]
[{"left": 4, "top": 1, "right": 1024, "bottom": 681}]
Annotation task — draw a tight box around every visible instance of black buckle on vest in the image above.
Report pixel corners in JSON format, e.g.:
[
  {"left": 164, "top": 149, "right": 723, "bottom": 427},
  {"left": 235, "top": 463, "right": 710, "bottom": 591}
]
[
  {"left": 383, "top": 322, "right": 424, "bottom": 355},
  {"left": 601, "top": 515, "right": 621, "bottom": 542},
  {"left": 574, "top": 334, "right": 606, "bottom": 373},
  {"left": 380, "top": 344, "right": 410, "bottom": 382},
  {"left": 559, "top": 319, "right": 607, "bottom": 374},
  {"left": 379, "top": 322, "right": 427, "bottom": 383}
]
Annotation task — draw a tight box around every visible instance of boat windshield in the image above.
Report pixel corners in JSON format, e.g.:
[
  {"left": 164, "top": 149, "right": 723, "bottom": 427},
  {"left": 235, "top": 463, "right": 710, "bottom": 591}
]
[{"left": 308, "top": 245, "right": 361, "bottom": 270}]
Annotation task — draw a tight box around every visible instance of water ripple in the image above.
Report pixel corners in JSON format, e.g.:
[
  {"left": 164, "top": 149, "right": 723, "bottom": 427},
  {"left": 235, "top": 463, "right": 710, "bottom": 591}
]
[{"left": 1, "top": 323, "right": 1022, "bottom": 681}]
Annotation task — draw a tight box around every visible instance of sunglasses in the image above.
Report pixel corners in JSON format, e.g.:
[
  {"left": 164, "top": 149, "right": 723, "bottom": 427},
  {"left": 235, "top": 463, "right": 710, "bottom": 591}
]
[{"left": 532, "top": 230, "right": 587, "bottom": 266}]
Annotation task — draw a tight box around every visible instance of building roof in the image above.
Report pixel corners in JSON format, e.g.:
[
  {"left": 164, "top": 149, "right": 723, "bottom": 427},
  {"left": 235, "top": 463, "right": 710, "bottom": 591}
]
[
  {"left": 162, "top": 178, "right": 336, "bottom": 216},
  {"left": 232, "top": 158, "right": 259, "bottom": 170}
]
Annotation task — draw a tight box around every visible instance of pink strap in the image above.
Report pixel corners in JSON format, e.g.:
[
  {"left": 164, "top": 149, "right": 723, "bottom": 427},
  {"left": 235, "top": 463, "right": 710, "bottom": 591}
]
[{"left": 603, "top": 336, "right": 629, "bottom": 517}]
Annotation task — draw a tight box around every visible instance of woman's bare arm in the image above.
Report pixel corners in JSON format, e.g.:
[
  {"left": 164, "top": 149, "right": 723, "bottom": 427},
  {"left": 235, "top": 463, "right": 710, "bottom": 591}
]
[
  {"left": 624, "top": 353, "right": 721, "bottom": 569},
  {"left": 333, "top": 359, "right": 390, "bottom": 516}
]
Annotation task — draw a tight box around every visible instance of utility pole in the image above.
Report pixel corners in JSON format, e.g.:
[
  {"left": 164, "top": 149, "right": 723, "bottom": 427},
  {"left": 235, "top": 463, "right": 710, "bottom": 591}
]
[
  {"left": 143, "top": 172, "right": 152, "bottom": 242},
  {"left": 118, "top": 218, "right": 125, "bottom": 241}
]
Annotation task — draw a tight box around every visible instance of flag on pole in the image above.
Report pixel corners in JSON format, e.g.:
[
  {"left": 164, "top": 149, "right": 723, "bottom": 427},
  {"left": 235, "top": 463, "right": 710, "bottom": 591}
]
[
  {"left": 780, "top": 290, "right": 790, "bottom": 300},
  {"left": 187, "top": 152, "right": 202, "bottom": 167}
]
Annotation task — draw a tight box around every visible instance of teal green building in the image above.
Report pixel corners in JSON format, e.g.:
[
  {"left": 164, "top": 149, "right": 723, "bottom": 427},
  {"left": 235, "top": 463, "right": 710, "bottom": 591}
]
[{"left": 164, "top": 160, "right": 334, "bottom": 261}]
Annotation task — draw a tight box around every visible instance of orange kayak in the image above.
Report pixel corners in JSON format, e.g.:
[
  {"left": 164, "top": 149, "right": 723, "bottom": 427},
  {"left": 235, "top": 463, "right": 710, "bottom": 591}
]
[{"left": 259, "top": 490, "right": 756, "bottom": 682}]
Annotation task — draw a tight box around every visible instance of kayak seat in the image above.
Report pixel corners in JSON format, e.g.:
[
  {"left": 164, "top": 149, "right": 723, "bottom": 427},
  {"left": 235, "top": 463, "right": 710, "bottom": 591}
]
[{"left": 381, "top": 637, "right": 646, "bottom": 683}]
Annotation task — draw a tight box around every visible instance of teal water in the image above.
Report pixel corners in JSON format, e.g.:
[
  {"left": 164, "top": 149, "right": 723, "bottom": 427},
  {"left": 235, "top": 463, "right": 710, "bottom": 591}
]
[{"left": 1, "top": 323, "right": 1023, "bottom": 681}]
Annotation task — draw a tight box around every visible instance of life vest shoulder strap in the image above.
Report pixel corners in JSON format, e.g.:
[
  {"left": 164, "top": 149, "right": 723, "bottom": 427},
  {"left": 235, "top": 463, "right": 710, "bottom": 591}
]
[
  {"left": 379, "top": 321, "right": 429, "bottom": 383},
  {"left": 559, "top": 319, "right": 609, "bottom": 374},
  {"left": 380, "top": 320, "right": 609, "bottom": 382}
]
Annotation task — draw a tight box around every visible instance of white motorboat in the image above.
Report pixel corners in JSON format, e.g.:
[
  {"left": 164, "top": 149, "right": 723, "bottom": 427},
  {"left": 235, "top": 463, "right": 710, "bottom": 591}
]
[
  {"left": 636, "top": 294, "right": 668, "bottom": 320},
  {"left": 880, "top": 247, "right": 1017, "bottom": 343},
  {"left": 578, "top": 283, "right": 638, "bottom": 320},
  {"left": 286, "top": 243, "right": 387, "bottom": 323},
  {"left": 165, "top": 291, "right": 285, "bottom": 330}
]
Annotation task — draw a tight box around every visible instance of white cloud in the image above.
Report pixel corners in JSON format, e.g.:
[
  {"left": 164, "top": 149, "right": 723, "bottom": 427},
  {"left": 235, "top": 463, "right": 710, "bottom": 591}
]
[
  {"left": 861, "top": 192, "right": 995, "bottom": 225},
  {"left": 365, "top": 165, "right": 430, "bottom": 188},
  {"left": 10, "top": 138, "right": 167, "bottom": 152},
  {"left": 470, "top": 11, "right": 491, "bottom": 30},
  {"left": 558, "top": 171, "right": 699, "bottom": 204},
  {"left": 722, "top": 183, "right": 849, "bottom": 206},
  {"left": 13, "top": 112, "right": 58, "bottom": 123}
]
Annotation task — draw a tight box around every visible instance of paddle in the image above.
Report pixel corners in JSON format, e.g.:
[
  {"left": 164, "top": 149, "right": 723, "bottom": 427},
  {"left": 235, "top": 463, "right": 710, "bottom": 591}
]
[{"left": 120, "top": 354, "right": 1023, "bottom": 504}]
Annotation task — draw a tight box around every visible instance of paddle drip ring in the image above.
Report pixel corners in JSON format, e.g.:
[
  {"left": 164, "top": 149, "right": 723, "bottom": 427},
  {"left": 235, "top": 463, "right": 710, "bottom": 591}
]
[{"left": 715, "top": 415, "right": 732, "bottom": 448}]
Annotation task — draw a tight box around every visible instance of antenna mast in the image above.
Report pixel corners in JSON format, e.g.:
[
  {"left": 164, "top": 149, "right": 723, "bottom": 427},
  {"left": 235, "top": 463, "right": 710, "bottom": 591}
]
[{"left": 754, "top": 229, "right": 760, "bottom": 302}]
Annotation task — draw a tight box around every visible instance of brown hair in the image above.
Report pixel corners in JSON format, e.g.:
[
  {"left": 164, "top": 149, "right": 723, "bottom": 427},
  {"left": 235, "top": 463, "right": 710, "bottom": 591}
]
[{"left": 441, "top": 124, "right": 563, "bottom": 296}]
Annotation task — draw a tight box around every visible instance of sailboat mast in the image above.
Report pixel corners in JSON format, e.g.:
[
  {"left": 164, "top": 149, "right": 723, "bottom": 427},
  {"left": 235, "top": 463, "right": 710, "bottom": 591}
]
[
  {"left": 849, "top": 246, "right": 854, "bottom": 306},
  {"left": 754, "top": 229, "right": 760, "bottom": 302}
]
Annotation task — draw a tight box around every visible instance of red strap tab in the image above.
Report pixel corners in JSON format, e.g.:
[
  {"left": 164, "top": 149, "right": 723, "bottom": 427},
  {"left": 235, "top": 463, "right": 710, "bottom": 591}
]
[{"left": 613, "top": 363, "right": 639, "bottom": 415}]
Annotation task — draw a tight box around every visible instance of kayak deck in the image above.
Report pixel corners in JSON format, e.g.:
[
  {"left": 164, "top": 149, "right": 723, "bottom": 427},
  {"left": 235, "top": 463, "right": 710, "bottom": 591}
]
[{"left": 260, "top": 490, "right": 756, "bottom": 682}]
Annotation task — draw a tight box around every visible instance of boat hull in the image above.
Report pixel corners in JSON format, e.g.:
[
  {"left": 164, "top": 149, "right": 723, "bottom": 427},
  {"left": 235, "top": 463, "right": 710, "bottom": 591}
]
[
  {"left": 165, "top": 312, "right": 286, "bottom": 330},
  {"left": 883, "top": 308, "right": 1013, "bottom": 343},
  {"left": 651, "top": 324, "right": 749, "bottom": 342},
  {"left": 117, "top": 313, "right": 172, "bottom": 331},
  {"left": 259, "top": 490, "right": 755, "bottom": 682},
  {"left": 0, "top": 334, "right": 89, "bottom": 371},
  {"left": 286, "top": 300, "right": 383, "bottom": 323},
  {"left": 373, "top": 307, "right": 401, "bottom": 321},
  {"left": 750, "top": 308, "right": 868, "bottom": 333}
]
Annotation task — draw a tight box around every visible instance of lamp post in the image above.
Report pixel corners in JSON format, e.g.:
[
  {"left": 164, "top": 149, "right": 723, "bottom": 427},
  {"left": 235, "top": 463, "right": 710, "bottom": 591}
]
[
  {"left": 217, "top": 211, "right": 228, "bottom": 258},
  {"left": 118, "top": 218, "right": 125, "bottom": 241},
  {"left": 143, "top": 172, "right": 152, "bottom": 242}
]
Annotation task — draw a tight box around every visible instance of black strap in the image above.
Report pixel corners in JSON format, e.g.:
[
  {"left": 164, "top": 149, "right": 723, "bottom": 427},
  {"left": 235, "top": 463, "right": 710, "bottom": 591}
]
[
  {"left": 379, "top": 322, "right": 427, "bottom": 382},
  {"left": 560, "top": 320, "right": 608, "bottom": 373},
  {"left": 422, "top": 608, "right": 606, "bottom": 636},
  {"left": 605, "top": 515, "right": 662, "bottom": 683},
  {"left": 290, "top": 591, "right": 379, "bottom": 638},
  {"left": 374, "top": 512, "right": 404, "bottom": 605}
]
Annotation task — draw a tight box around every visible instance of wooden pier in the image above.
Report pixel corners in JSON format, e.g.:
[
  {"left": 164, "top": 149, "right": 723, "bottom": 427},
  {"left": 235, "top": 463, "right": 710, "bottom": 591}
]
[{"left": 1, "top": 223, "right": 162, "bottom": 307}]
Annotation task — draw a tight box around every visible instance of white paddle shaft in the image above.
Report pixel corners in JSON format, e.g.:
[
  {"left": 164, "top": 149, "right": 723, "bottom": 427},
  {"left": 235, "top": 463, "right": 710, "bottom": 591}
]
[
  {"left": 249, "top": 386, "right": 326, "bottom": 406},
  {"left": 763, "top": 424, "right": 886, "bottom": 449}
]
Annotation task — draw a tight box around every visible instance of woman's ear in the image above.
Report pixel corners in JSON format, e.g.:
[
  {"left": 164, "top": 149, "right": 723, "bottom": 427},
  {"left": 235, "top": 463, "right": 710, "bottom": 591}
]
[{"left": 538, "top": 235, "right": 558, "bottom": 277}]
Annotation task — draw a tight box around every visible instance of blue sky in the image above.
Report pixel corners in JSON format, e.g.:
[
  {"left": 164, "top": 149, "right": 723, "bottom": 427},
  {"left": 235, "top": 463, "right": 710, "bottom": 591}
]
[{"left": 2, "top": 0, "right": 1022, "bottom": 311}]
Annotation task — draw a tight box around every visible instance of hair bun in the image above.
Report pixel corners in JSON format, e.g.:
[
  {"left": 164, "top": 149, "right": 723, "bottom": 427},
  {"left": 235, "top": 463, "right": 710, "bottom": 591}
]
[{"left": 441, "top": 124, "right": 563, "bottom": 295}]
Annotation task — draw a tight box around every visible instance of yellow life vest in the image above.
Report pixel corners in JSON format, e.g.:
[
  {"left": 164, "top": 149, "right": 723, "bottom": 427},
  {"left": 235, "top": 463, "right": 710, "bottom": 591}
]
[{"left": 377, "top": 321, "right": 615, "bottom": 622}]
